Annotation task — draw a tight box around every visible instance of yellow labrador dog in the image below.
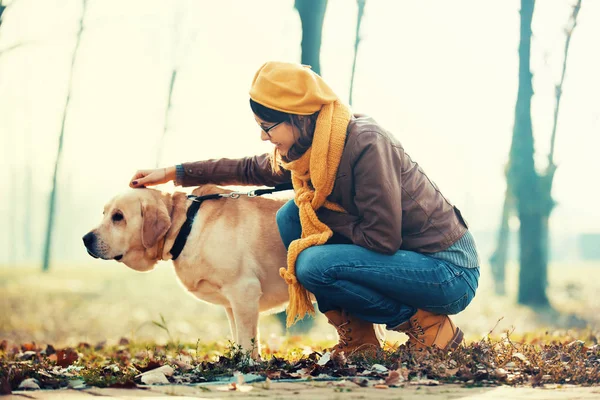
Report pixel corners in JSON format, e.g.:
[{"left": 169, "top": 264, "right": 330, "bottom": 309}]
[{"left": 82, "top": 185, "right": 293, "bottom": 358}]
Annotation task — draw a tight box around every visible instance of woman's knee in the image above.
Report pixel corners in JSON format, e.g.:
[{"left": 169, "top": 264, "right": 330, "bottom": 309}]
[
  {"left": 276, "top": 200, "right": 298, "bottom": 230},
  {"left": 276, "top": 200, "right": 301, "bottom": 248},
  {"left": 296, "top": 247, "right": 335, "bottom": 288}
]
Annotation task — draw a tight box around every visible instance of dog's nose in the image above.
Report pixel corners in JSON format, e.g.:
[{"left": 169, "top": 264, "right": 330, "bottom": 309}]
[{"left": 82, "top": 232, "right": 95, "bottom": 248}]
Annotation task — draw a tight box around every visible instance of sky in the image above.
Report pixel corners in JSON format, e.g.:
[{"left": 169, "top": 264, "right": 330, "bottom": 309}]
[{"left": 0, "top": 0, "right": 599, "bottom": 264}]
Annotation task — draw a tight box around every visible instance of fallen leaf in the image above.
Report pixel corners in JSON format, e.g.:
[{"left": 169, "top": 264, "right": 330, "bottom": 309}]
[
  {"left": 215, "top": 383, "right": 254, "bottom": 392},
  {"left": 18, "top": 351, "right": 38, "bottom": 360},
  {"left": 68, "top": 379, "right": 86, "bottom": 389},
  {"left": 0, "top": 377, "right": 11, "bottom": 395},
  {"left": 317, "top": 351, "right": 332, "bottom": 366},
  {"left": 351, "top": 377, "right": 370, "bottom": 387},
  {"left": 45, "top": 344, "right": 56, "bottom": 356},
  {"left": 512, "top": 352, "right": 530, "bottom": 365},
  {"left": 331, "top": 349, "right": 347, "bottom": 366},
  {"left": 494, "top": 368, "right": 508, "bottom": 379},
  {"left": 134, "top": 360, "right": 163, "bottom": 373},
  {"left": 385, "top": 370, "right": 401, "bottom": 386},
  {"left": 18, "top": 378, "right": 40, "bottom": 390},
  {"left": 371, "top": 363, "right": 388, "bottom": 373},
  {"left": 374, "top": 384, "right": 389, "bottom": 389},
  {"left": 140, "top": 372, "right": 169, "bottom": 385},
  {"left": 136, "top": 365, "right": 174, "bottom": 378},
  {"left": 171, "top": 359, "right": 193, "bottom": 371},
  {"left": 56, "top": 348, "right": 78, "bottom": 367},
  {"left": 21, "top": 342, "right": 37, "bottom": 352}
]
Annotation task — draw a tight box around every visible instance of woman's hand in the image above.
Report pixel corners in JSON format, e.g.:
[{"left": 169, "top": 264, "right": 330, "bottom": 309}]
[{"left": 129, "top": 166, "right": 176, "bottom": 188}]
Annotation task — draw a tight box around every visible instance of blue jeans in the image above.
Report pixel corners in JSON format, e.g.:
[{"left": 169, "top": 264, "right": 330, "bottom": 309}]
[{"left": 276, "top": 199, "right": 480, "bottom": 329}]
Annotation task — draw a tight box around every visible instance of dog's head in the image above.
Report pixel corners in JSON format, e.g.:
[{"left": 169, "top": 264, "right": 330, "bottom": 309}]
[{"left": 82, "top": 188, "right": 171, "bottom": 272}]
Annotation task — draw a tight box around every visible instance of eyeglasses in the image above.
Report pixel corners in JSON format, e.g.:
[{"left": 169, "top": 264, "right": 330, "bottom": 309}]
[{"left": 262, "top": 121, "right": 284, "bottom": 138}]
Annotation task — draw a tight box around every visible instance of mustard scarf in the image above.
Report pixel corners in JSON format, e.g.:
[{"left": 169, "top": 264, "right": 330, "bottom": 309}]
[{"left": 278, "top": 100, "right": 351, "bottom": 327}]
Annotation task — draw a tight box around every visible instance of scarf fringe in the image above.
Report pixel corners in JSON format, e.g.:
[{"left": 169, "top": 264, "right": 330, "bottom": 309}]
[{"left": 278, "top": 100, "right": 351, "bottom": 327}]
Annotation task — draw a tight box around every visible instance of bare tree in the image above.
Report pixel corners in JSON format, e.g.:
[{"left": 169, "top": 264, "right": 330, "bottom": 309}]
[
  {"left": 506, "top": 0, "right": 582, "bottom": 306},
  {"left": 349, "top": 0, "right": 365, "bottom": 106},
  {"left": 537, "top": 0, "right": 582, "bottom": 288},
  {"left": 155, "top": 69, "right": 177, "bottom": 168},
  {"left": 42, "top": 0, "right": 88, "bottom": 271},
  {"left": 294, "top": 0, "right": 328, "bottom": 74},
  {"left": 9, "top": 146, "right": 16, "bottom": 267},
  {"left": 489, "top": 185, "right": 513, "bottom": 296},
  {"left": 506, "top": 0, "right": 547, "bottom": 306}
]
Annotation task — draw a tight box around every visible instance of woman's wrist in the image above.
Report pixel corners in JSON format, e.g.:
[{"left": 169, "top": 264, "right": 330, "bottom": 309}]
[{"left": 165, "top": 165, "right": 177, "bottom": 181}]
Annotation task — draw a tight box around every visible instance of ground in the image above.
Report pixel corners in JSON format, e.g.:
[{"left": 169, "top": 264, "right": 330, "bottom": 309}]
[
  {"left": 5, "top": 383, "right": 600, "bottom": 399},
  {"left": 1, "top": 261, "right": 599, "bottom": 397}
]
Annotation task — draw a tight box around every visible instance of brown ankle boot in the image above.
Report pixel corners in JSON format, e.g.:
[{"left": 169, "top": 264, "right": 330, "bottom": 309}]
[
  {"left": 325, "top": 310, "right": 381, "bottom": 357},
  {"left": 393, "top": 309, "right": 464, "bottom": 351}
]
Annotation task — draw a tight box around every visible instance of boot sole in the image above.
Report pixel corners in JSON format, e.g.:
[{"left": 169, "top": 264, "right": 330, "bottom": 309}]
[{"left": 446, "top": 328, "right": 464, "bottom": 351}]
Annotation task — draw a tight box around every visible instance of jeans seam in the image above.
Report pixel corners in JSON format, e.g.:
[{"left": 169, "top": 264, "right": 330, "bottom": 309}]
[
  {"left": 463, "top": 269, "right": 479, "bottom": 295},
  {"left": 424, "top": 292, "right": 468, "bottom": 314},
  {"left": 322, "top": 265, "right": 461, "bottom": 287},
  {"left": 310, "top": 280, "right": 400, "bottom": 314}
]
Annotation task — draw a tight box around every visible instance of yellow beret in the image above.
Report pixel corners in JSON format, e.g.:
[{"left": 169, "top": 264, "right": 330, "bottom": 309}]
[{"left": 249, "top": 61, "right": 338, "bottom": 115}]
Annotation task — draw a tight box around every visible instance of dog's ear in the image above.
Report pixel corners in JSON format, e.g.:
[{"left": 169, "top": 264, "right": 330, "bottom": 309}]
[{"left": 141, "top": 197, "right": 171, "bottom": 249}]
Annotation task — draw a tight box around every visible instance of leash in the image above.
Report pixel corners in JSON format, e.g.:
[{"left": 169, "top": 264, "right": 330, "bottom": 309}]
[{"left": 170, "top": 182, "right": 293, "bottom": 260}]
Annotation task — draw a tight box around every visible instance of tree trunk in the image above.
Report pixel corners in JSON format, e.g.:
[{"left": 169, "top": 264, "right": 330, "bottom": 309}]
[
  {"left": 349, "top": 0, "right": 365, "bottom": 106},
  {"left": 155, "top": 69, "right": 177, "bottom": 168},
  {"left": 518, "top": 211, "right": 548, "bottom": 306},
  {"left": 507, "top": 0, "right": 550, "bottom": 307},
  {"left": 10, "top": 164, "right": 17, "bottom": 266},
  {"left": 489, "top": 188, "right": 512, "bottom": 296},
  {"left": 533, "top": 0, "right": 581, "bottom": 296},
  {"left": 42, "top": 0, "right": 87, "bottom": 271},
  {"left": 23, "top": 164, "right": 33, "bottom": 260},
  {"left": 294, "top": 0, "right": 328, "bottom": 74}
]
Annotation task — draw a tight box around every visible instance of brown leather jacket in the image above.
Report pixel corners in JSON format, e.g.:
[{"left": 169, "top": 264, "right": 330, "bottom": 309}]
[{"left": 177, "top": 115, "right": 468, "bottom": 255}]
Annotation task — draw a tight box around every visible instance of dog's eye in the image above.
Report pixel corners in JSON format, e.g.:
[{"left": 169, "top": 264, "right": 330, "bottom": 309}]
[{"left": 112, "top": 212, "right": 124, "bottom": 222}]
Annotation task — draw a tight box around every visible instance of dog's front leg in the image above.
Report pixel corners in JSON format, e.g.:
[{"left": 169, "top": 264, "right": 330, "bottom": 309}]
[
  {"left": 225, "top": 307, "right": 237, "bottom": 344},
  {"left": 224, "top": 282, "right": 262, "bottom": 360}
]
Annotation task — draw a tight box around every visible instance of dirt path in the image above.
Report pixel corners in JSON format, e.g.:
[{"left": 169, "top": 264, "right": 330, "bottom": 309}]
[{"left": 5, "top": 383, "right": 600, "bottom": 399}]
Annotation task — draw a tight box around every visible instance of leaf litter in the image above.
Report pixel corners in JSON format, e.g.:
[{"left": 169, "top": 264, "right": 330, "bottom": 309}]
[{"left": 1, "top": 329, "right": 599, "bottom": 395}]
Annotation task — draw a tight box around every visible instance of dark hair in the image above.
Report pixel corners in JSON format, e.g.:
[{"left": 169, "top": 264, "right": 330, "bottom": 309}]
[
  {"left": 250, "top": 99, "right": 288, "bottom": 123},
  {"left": 249, "top": 99, "right": 319, "bottom": 165}
]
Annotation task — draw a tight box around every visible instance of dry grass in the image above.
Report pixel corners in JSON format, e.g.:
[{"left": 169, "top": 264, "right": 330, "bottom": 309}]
[
  {"left": 1, "top": 260, "right": 598, "bottom": 348},
  {"left": 1, "top": 260, "right": 599, "bottom": 392}
]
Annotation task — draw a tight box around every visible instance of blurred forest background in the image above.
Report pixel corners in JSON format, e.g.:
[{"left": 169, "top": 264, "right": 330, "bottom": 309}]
[{"left": 0, "top": 0, "right": 599, "bottom": 347}]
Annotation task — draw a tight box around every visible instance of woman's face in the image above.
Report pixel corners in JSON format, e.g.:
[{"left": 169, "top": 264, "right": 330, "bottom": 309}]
[{"left": 254, "top": 115, "right": 297, "bottom": 157}]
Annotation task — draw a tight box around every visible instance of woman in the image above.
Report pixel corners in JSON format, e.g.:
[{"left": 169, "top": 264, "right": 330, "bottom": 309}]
[{"left": 130, "top": 61, "right": 480, "bottom": 356}]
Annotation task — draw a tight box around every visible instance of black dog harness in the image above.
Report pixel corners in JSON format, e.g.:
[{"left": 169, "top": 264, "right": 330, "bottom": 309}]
[{"left": 170, "top": 182, "right": 294, "bottom": 260}]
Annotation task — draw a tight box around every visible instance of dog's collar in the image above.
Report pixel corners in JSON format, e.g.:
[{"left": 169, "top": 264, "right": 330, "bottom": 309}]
[
  {"left": 169, "top": 182, "right": 294, "bottom": 261},
  {"left": 169, "top": 194, "right": 216, "bottom": 260}
]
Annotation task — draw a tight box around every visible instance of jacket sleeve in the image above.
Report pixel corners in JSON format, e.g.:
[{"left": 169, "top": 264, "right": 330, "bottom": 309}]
[
  {"left": 318, "top": 131, "right": 403, "bottom": 254},
  {"left": 175, "top": 153, "right": 292, "bottom": 187}
]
